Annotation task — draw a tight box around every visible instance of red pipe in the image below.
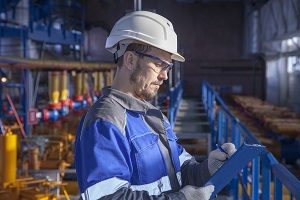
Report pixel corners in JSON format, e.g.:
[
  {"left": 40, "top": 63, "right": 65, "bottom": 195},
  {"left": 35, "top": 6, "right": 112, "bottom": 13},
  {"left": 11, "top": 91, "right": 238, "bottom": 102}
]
[{"left": 5, "top": 94, "right": 26, "bottom": 138}]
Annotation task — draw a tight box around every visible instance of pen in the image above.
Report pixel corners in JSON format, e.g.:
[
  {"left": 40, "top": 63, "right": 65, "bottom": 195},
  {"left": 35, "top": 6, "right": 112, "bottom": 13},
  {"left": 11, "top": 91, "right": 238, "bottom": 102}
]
[{"left": 216, "top": 143, "right": 229, "bottom": 159}]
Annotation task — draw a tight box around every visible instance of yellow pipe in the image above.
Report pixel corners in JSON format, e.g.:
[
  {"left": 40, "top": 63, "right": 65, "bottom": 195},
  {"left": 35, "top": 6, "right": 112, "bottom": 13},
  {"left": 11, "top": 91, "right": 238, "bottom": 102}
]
[
  {"left": 28, "top": 147, "right": 39, "bottom": 170},
  {"left": 49, "top": 71, "right": 60, "bottom": 104},
  {"left": 75, "top": 72, "right": 83, "bottom": 98},
  {"left": 0, "top": 131, "right": 17, "bottom": 188},
  {"left": 105, "top": 71, "right": 112, "bottom": 86},
  {"left": 111, "top": 69, "right": 115, "bottom": 85},
  {"left": 104, "top": 71, "right": 109, "bottom": 86},
  {"left": 92, "top": 72, "right": 98, "bottom": 93},
  {"left": 60, "top": 70, "right": 69, "bottom": 101},
  {"left": 62, "top": 185, "right": 71, "bottom": 200},
  {"left": 82, "top": 72, "right": 88, "bottom": 96},
  {"left": 98, "top": 72, "right": 104, "bottom": 92}
]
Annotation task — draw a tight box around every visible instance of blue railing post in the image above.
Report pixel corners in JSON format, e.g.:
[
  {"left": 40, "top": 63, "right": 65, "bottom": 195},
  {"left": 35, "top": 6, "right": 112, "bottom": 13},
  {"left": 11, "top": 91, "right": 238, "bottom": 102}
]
[
  {"left": 169, "top": 88, "right": 174, "bottom": 127},
  {"left": 224, "top": 117, "right": 228, "bottom": 143},
  {"left": 252, "top": 157, "right": 260, "bottom": 200},
  {"left": 210, "top": 93, "right": 216, "bottom": 148},
  {"left": 202, "top": 83, "right": 207, "bottom": 110},
  {"left": 274, "top": 177, "right": 283, "bottom": 200},
  {"left": 262, "top": 154, "right": 271, "bottom": 200},
  {"left": 242, "top": 166, "right": 249, "bottom": 199},
  {"left": 217, "top": 109, "right": 223, "bottom": 144},
  {"left": 168, "top": 81, "right": 183, "bottom": 128},
  {"left": 231, "top": 118, "right": 239, "bottom": 200}
]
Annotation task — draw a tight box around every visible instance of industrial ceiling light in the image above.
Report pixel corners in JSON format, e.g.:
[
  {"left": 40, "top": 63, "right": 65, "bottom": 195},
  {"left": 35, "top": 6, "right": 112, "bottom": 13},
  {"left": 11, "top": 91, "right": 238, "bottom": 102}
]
[
  {"left": 0, "top": 68, "right": 7, "bottom": 83},
  {"left": 1, "top": 77, "right": 7, "bottom": 83}
]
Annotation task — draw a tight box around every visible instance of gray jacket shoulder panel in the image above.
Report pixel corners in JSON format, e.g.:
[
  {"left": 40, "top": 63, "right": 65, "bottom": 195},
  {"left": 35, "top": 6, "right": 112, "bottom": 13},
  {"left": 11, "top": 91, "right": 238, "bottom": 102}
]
[{"left": 83, "top": 96, "right": 127, "bottom": 133}]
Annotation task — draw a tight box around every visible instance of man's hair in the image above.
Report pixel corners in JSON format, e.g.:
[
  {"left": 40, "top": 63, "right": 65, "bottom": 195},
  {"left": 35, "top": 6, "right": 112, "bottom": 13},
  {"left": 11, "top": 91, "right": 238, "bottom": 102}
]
[{"left": 117, "top": 43, "right": 152, "bottom": 67}]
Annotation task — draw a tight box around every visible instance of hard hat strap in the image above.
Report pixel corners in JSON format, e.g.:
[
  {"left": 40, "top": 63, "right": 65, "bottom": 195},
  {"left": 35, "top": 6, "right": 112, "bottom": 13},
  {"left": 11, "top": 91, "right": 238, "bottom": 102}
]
[{"left": 113, "top": 43, "right": 121, "bottom": 63}]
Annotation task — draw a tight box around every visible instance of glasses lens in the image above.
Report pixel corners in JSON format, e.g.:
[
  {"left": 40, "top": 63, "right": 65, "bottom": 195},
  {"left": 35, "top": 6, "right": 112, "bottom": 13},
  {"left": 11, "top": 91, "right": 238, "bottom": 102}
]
[
  {"left": 134, "top": 51, "right": 173, "bottom": 73},
  {"left": 161, "top": 64, "right": 171, "bottom": 72}
]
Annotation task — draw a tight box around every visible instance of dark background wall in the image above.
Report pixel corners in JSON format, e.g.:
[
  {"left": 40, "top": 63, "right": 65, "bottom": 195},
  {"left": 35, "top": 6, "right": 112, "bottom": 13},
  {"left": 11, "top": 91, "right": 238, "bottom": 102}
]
[{"left": 85, "top": 0, "right": 264, "bottom": 98}]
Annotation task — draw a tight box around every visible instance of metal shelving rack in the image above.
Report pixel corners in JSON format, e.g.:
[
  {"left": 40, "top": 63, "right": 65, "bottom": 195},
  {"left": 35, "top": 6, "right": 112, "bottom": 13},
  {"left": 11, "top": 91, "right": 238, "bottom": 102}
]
[{"left": 0, "top": 0, "right": 85, "bottom": 136}]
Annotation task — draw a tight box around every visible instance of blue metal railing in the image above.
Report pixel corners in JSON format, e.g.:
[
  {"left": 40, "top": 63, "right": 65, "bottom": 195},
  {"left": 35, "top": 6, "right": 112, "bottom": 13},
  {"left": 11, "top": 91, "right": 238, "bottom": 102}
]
[
  {"left": 202, "top": 80, "right": 300, "bottom": 200},
  {"left": 168, "top": 81, "right": 183, "bottom": 128}
]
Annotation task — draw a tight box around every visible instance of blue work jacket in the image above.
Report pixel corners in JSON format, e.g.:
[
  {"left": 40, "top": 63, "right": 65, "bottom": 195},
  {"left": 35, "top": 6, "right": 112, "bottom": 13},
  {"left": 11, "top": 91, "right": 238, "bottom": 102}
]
[{"left": 75, "top": 87, "right": 211, "bottom": 200}]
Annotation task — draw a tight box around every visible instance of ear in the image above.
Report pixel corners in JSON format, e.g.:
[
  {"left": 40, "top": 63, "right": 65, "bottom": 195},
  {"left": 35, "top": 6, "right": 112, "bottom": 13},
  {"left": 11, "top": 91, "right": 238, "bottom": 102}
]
[{"left": 123, "top": 51, "right": 137, "bottom": 70}]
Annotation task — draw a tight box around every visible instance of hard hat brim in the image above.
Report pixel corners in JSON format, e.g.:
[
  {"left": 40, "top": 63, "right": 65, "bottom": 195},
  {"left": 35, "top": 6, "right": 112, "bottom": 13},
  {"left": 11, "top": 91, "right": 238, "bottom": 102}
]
[{"left": 172, "top": 52, "right": 185, "bottom": 62}]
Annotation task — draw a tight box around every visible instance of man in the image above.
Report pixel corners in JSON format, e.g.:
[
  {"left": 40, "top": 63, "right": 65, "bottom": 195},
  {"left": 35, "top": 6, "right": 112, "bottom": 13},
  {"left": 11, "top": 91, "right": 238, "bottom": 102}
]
[{"left": 75, "top": 11, "right": 236, "bottom": 200}]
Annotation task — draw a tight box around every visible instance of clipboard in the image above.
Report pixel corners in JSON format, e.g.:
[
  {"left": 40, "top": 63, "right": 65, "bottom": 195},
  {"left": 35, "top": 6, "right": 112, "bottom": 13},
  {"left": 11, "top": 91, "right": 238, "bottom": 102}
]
[{"left": 204, "top": 142, "right": 266, "bottom": 197}]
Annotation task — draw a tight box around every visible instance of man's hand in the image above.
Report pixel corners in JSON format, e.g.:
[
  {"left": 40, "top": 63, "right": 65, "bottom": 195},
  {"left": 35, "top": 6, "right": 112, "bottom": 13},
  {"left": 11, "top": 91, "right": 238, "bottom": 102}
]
[
  {"left": 208, "top": 143, "right": 236, "bottom": 175},
  {"left": 180, "top": 185, "right": 214, "bottom": 200}
]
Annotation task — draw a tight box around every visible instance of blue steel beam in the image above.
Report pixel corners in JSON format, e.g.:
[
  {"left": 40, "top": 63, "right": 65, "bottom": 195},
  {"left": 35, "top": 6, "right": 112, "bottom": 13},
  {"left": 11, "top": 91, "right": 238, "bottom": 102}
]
[
  {"left": 0, "top": 0, "right": 20, "bottom": 13},
  {"left": 0, "top": 24, "right": 27, "bottom": 38},
  {"left": 28, "top": 24, "right": 82, "bottom": 45},
  {"left": 28, "top": 0, "right": 84, "bottom": 45}
]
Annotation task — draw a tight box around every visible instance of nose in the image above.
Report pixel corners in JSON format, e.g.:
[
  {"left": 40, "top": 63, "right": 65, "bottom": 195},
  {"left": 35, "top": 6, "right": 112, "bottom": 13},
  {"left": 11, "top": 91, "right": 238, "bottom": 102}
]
[{"left": 158, "top": 69, "right": 168, "bottom": 80}]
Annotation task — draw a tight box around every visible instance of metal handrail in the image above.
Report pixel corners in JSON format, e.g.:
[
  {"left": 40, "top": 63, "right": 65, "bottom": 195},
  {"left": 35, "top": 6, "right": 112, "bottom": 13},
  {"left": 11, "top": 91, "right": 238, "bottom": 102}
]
[
  {"left": 202, "top": 80, "right": 300, "bottom": 200},
  {"left": 168, "top": 81, "right": 183, "bottom": 128}
]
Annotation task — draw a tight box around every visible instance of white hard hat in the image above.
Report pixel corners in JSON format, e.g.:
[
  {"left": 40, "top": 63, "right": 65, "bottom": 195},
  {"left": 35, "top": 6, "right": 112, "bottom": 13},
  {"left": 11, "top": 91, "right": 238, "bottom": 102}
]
[{"left": 105, "top": 11, "right": 185, "bottom": 62}]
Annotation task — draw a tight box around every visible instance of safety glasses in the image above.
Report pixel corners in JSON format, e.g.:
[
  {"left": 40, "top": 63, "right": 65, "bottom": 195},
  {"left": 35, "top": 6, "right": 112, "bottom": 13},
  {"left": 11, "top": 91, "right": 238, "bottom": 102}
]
[{"left": 134, "top": 51, "right": 173, "bottom": 73}]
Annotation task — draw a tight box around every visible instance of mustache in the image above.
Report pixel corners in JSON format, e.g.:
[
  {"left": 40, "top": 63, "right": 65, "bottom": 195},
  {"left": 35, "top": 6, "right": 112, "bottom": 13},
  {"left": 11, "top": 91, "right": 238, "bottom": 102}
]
[{"left": 152, "top": 81, "right": 163, "bottom": 85}]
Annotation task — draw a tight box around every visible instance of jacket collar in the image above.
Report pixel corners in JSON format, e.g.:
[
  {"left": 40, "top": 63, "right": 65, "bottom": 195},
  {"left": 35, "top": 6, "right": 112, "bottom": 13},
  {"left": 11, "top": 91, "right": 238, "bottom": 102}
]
[{"left": 102, "top": 86, "right": 156, "bottom": 114}]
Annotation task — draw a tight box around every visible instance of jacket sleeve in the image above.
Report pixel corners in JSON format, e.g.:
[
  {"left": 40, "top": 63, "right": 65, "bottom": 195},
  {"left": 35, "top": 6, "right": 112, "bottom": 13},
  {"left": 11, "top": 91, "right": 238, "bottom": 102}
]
[
  {"left": 181, "top": 158, "right": 211, "bottom": 187},
  {"left": 76, "top": 118, "right": 187, "bottom": 200},
  {"left": 100, "top": 187, "right": 186, "bottom": 200},
  {"left": 174, "top": 140, "right": 211, "bottom": 187}
]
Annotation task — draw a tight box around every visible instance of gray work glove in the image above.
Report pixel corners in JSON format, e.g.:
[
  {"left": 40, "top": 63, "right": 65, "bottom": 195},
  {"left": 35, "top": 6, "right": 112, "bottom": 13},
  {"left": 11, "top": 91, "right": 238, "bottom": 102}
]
[
  {"left": 180, "top": 185, "right": 214, "bottom": 200},
  {"left": 208, "top": 143, "right": 236, "bottom": 175}
]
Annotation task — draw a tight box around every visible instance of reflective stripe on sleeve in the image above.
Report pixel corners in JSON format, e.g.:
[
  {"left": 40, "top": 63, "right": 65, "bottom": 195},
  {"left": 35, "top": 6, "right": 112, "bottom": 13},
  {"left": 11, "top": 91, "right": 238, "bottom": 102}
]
[
  {"left": 130, "top": 172, "right": 182, "bottom": 195},
  {"left": 81, "top": 177, "right": 129, "bottom": 200},
  {"left": 179, "top": 148, "right": 193, "bottom": 166}
]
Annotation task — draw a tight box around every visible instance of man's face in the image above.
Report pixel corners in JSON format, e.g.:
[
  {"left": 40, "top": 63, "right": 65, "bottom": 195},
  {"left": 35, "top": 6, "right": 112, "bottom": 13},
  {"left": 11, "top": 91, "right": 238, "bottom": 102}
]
[{"left": 129, "top": 48, "right": 172, "bottom": 101}]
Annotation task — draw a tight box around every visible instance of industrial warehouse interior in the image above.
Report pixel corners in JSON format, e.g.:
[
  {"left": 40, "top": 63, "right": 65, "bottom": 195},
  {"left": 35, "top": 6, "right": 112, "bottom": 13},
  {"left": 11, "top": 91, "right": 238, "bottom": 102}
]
[{"left": 0, "top": 0, "right": 300, "bottom": 199}]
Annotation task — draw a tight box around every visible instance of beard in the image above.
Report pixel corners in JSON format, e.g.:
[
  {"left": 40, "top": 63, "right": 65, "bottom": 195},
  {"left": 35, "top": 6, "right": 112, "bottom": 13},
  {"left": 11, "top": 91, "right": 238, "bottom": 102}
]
[{"left": 130, "top": 62, "right": 160, "bottom": 101}]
